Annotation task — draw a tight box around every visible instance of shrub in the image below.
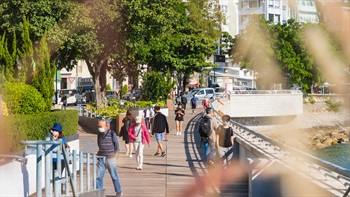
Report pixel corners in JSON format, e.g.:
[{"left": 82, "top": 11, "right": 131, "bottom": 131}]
[
  {"left": 95, "top": 107, "right": 126, "bottom": 119},
  {"left": 325, "top": 97, "right": 342, "bottom": 112},
  {"left": 308, "top": 95, "right": 316, "bottom": 104},
  {"left": 122, "top": 84, "right": 128, "bottom": 95},
  {"left": 1, "top": 82, "right": 47, "bottom": 114},
  {"left": 106, "top": 83, "right": 112, "bottom": 90},
  {"left": 0, "top": 110, "right": 78, "bottom": 153}
]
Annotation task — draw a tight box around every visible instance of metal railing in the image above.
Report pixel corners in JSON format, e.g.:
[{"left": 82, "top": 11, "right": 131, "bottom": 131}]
[
  {"left": 211, "top": 101, "right": 350, "bottom": 197},
  {"left": 21, "top": 135, "right": 104, "bottom": 197}
]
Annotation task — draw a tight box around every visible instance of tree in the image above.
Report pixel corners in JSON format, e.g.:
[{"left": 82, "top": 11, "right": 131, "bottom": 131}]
[
  {"left": 232, "top": 15, "right": 279, "bottom": 89},
  {"left": 31, "top": 32, "right": 55, "bottom": 111},
  {"left": 142, "top": 71, "right": 175, "bottom": 102}
]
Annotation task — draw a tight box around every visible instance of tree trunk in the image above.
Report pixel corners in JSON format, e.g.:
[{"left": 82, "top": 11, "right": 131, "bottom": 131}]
[{"left": 94, "top": 60, "right": 108, "bottom": 109}]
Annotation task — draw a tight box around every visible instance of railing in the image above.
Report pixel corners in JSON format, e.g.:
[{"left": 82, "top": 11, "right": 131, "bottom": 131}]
[
  {"left": 21, "top": 135, "right": 104, "bottom": 197},
  {"left": 211, "top": 103, "right": 350, "bottom": 197}
]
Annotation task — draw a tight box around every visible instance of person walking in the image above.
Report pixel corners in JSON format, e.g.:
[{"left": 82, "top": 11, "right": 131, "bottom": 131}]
[
  {"left": 202, "top": 95, "right": 209, "bottom": 110},
  {"left": 152, "top": 106, "right": 169, "bottom": 157},
  {"left": 216, "top": 115, "right": 235, "bottom": 166},
  {"left": 181, "top": 94, "right": 187, "bottom": 110},
  {"left": 96, "top": 119, "right": 123, "bottom": 197},
  {"left": 175, "top": 104, "right": 185, "bottom": 136},
  {"left": 128, "top": 116, "right": 151, "bottom": 170},
  {"left": 190, "top": 95, "right": 198, "bottom": 115},
  {"left": 61, "top": 94, "right": 67, "bottom": 110},
  {"left": 119, "top": 110, "right": 135, "bottom": 158},
  {"left": 200, "top": 107, "right": 219, "bottom": 166},
  {"left": 143, "top": 104, "right": 154, "bottom": 133}
]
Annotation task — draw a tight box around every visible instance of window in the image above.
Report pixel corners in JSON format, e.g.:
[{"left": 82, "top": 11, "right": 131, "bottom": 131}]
[
  {"left": 275, "top": 14, "right": 280, "bottom": 23},
  {"left": 275, "top": 0, "right": 280, "bottom": 8},
  {"left": 61, "top": 78, "right": 67, "bottom": 89},
  {"left": 268, "top": 0, "right": 274, "bottom": 7},
  {"left": 206, "top": 89, "right": 214, "bottom": 94},
  {"left": 249, "top": 1, "right": 258, "bottom": 8},
  {"left": 199, "top": 90, "right": 205, "bottom": 95},
  {"left": 269, "top": 14, "right": 274, "bottom": 21}
]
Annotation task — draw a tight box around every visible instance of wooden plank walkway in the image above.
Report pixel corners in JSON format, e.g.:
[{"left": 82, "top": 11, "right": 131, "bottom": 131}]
[{"left": 79, "top": 106, "right": 249, "bottom": 197}]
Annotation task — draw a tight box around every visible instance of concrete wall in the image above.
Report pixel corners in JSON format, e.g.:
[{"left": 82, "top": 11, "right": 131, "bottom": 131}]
[
  {"left": 0, "top": 138, "right": 79, "bottom": 197},
  {"left": 214, "top": 93, "right": 303, "bottom": 118}
]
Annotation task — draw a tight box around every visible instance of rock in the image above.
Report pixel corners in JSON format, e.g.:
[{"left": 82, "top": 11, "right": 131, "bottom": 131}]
[{"left": 331, "top": 138, "right": 338, "bottom": 145}]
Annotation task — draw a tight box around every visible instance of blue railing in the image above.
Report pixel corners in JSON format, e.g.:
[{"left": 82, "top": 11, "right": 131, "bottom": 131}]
[{"left": 21, "top": 136, "right": 104, "bottom": 197}]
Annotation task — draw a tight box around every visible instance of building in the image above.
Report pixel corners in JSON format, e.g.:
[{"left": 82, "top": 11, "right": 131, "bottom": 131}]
[{"left": 54, "top": 60, "right": 117, "bottom": 93}]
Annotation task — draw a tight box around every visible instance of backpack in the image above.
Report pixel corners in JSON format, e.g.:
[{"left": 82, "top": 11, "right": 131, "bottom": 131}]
[{"left": 199, "top": 116, "right": 211, "bottom": 138}]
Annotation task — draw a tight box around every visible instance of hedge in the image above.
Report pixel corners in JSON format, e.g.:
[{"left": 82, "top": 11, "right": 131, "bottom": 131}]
[
  {"left": 0, "top": 110, "right": 78, "bottom": 153},
  {"left": 1, "top": 82, "right": 47, "bottom": 114}
]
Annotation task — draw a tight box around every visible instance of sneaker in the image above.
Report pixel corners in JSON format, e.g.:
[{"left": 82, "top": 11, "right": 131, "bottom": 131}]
[
  {"left": 129, "top": 154, "right": 133, "bottom": 158},
  {"left": 116, "top": 192, "right": 123, "bottom": 197},
  {"left": 154, "top": 152, "right": 160, "bottom": 156},
  {"left": 176, "top": 132, "right": 179, "bottom": 136},
  {"left": 179, "top": 132, "right": 182, "bottom": 136},
  {"left": 161, "top": 152, "right": 166, "bottom": 157}
]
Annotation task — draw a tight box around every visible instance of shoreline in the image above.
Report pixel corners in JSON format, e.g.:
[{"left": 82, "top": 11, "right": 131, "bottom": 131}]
[{"left": 247, "top": 102, "right": 350, "bottom": 150}]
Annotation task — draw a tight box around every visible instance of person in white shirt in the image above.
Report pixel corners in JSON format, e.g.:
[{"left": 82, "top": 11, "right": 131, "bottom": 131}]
[{"left": 143, "top": 104, "right": 154, "bottom": 133}]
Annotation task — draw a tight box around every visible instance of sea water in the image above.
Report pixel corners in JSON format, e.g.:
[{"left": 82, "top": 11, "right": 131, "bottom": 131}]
[{"left": 312, "top": 143, "right": 350, "bottom": 170}]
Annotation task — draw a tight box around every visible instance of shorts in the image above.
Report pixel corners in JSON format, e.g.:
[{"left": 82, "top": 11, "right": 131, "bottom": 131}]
[
  {"left": 155, "top": 132, "right": 165, "bottom": 142},
  {"left": 191, "top": 105, "right": 197, "bottom": 109}
]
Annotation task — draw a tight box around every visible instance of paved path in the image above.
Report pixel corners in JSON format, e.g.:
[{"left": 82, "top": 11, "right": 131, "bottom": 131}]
[{"left": 79, "top": 106, "right": 209, "bottom": 197}]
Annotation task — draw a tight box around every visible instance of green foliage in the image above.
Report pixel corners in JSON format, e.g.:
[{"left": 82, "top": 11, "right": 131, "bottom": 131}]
[
  {"left": 0, "top": 32, "right": 16, "bottom": 83},
  {"left": 232, "top": 17, "right": 316, "bottom": 90},
  {"left": 31, "top": 32, "right": 55, "bottom": 111},
  {"left": 1, "top": 82, "right": 46, "bottom": 114},
  {"left": 17, "top": 18, "right": 34, "bottom": 84},
  {"left": 325, "top": 97, "right": 342, "bottom": 112},
  {"left": 106, "top": 84, "right": 112, "bottom": 90},
  {"left": 0, "top": 110, "right": 78, "bottom": 153},
  {"left": 95, "top": 107, "right": 126, "bottom": 119},
  {"left": 142, "top": 71, "right": 170, "bottom": 102},
  {"left": 308, "top": 95, "right": 316, "bottom": 104},
  {"left": 122, "top": 84, "right": 128, "bottom": 95}
]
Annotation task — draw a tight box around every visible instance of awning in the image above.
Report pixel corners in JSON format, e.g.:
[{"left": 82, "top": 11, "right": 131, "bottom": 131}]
[{"left": 186, "top": 81, "right": 199, "bottom": 87}]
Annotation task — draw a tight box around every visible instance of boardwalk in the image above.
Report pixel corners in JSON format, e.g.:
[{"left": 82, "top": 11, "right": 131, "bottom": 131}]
[{"left": 79, "top": 107, "right": 209, "bottom": 197}]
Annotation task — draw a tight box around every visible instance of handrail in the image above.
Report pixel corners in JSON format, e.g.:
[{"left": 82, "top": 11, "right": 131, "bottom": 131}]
[
  {"left": 21, "top": 137, "right": 104, "bottom": 197},
  {"left": 211, "top": 101, "right": 350, "bottom": 196},
  {"left": 0, "top": 154, "right": 27, "bottom": 164}
]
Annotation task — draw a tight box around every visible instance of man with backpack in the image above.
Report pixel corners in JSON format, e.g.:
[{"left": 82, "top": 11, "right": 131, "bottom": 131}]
[{"left": 199, "top": 107, "right": 219, "bottom": 166}]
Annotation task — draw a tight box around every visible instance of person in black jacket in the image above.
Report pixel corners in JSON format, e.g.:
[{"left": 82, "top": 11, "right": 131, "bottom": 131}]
[
  {"left": 151, "top": 106, "right": 169, "bottom": 157},
  {"left": 181, "top": 94, "right": 187, "bottom": 110},
  {"left": 119, "top": 110, "right": 135, "bottom": 158}
]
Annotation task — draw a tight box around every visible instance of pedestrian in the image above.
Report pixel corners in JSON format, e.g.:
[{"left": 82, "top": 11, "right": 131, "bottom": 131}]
[
  {"left": 216, "top": 115, "right": 235, "bottom": 167},
  {"left": 61, "top": 94, "right": 67, "bottom": 110},
  {"left": 128, "top": 116, "right": 151, "bottom": 170},
  {"left": 50, "top": 123, "right": 68, "bottom": 173},
  {"left": 181, "top": 94, "right": 187, "bottom": 110},
  {"left": 175, "top": 104, "right": 185, "bottom": 136},
  {"left": 143, "top": 104, "right": 154, "bottom": 133},
  {"left": 151, "top": 106, "right": 169, "bottom": 157},
  {"left": 190, "top": 95, "right": 198, "bottom": 114},
  {"left": 199, "top": 107, "right": 219, "bottom": 166},
  {"left": 202, "top": 95, "right": 209, "bottom": 110},
  {"left": 96, "top": 119, "right": 123, "bottom": 197},
  {"left": 119, "top": 110, "right": 135, "bottom": 158},
  {"left": 176, "top": 95, "right": 182, "bottom": 105}
]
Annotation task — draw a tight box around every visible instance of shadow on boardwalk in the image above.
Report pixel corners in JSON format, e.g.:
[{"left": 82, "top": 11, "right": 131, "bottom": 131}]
[{"left": 79, "top": 107, "right": 248, "bottom": 197}]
